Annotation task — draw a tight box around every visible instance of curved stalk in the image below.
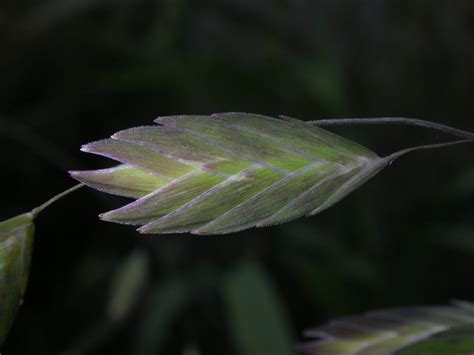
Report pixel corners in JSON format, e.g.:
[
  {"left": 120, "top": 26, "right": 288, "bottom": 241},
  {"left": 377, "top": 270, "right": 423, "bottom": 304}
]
[
  {"left": 382, "top": 140, "right": 473, "bottom": 165},
  {"left": 305, "top": 116, "right": 474, "bottom": 141},
  {"left": 31, "top": 183, "right": 85, "bottom": 217}
]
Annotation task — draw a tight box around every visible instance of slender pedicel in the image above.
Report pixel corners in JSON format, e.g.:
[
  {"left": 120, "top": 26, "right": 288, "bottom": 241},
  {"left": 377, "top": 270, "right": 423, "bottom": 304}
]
[
  {"left": 31, "top": 183, "right": 85, "bottom": 217},
  {"left": 306, "top": 116, "right": 474, "bottom": 141}
]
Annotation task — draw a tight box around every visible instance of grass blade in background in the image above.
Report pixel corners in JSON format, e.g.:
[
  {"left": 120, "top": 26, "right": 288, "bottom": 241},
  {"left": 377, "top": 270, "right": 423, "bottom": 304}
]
[
  {"left": 62, "top": 250, "right": 150, "bottom": 355},
  {"left": 223, "top": 261, "right": 295, "bottom": 355},
  {"left": 298, "top": 301, "right": 474, "bottom": 354},
  {"left": 107, "top": 250, "right": 149, "bottom": 322},
  {"left": 135, "top": 280, "right": 192, "bottom": 355},
  {"left": 0, "top": 213, "right": 35, "bottom": 345}
]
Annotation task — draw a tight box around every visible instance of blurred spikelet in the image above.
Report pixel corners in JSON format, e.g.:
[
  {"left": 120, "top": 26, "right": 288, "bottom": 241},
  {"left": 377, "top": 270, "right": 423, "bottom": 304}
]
[
  {"left": 0, "top": 213, "right": 34, "bottom": 345},
  {"left": 298, "top": 301, "right": 474, "bottom": 354}
]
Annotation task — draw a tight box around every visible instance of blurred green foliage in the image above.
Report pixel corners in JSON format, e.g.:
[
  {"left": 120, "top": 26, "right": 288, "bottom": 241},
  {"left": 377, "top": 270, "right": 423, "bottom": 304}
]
[{"left": 0, "top": 0, "right": 473, "bottom": 354}]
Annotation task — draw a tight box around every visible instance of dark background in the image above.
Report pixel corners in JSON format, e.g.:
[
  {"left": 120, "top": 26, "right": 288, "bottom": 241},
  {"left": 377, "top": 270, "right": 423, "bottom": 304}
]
[{"left": 1, "top": 1, "right": 474, "bottom": 354}]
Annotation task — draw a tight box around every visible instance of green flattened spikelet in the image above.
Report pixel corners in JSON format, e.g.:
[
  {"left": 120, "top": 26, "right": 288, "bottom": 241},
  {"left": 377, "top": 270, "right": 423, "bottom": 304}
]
[{"left": 71, "top": 113, "right": 388, "bottom": 234}]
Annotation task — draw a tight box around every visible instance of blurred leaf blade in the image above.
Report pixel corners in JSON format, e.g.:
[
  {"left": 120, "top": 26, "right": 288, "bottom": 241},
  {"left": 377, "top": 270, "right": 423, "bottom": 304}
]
[
  {"left": 107, "top": 250, "right": 149, "bottom": 322},
  {"left": 298, "top": 302, "right": 474, "bottom": 355},
  {"left": 223, "top": 262, "right": 295, "bottom": 355},
  {"left": 71, "top": 113, "right": 386, "bottom": 235},
  {"left": 135, "top": 280, "right": 192, "bottom": 355},
  {"left": 0, "top": 212, "right": 35, "bottom": 345}
]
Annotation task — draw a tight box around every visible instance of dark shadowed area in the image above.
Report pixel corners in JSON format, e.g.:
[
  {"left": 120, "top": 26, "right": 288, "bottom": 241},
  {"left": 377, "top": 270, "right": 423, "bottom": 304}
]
[{"left": 0, "top": 1, "right": 473, "bottom": 354}]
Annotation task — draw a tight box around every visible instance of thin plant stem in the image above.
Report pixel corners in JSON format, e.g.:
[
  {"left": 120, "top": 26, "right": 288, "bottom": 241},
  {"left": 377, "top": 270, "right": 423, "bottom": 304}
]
[
  {"left": 383, "top": 140, "right": 473, "bottom": 164},
  {"left": 31, "top": 183, "right": 85, "bottom": 217},
  {"left": 304, "top": 116, "right": 474, "bottom": 141}
]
